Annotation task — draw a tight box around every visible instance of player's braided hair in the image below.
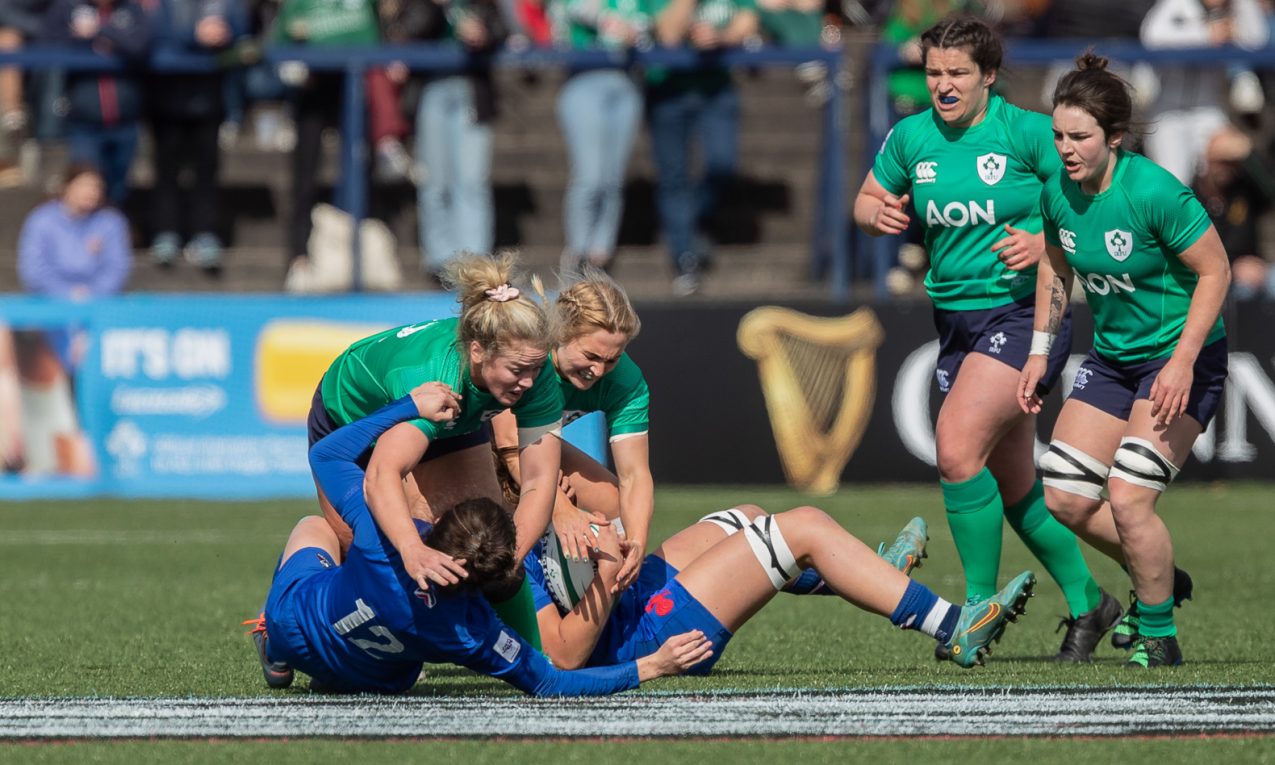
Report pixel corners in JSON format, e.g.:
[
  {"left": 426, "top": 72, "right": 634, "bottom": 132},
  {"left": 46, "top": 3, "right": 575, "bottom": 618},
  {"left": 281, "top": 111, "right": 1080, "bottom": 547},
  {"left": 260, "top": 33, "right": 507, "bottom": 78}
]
[
  {"left": 428, "top": 497, "right": 520, "bottom": 596},
  {"left": 919, "top": 13, "right": 1002, "bottom": 74},
  {"left": 556, "top": 266, "right": 641, "bottom": 344},
  {"left": 1052, "top": 51, "right": 1134, "bottom": 140},
  {"left": 442, "top": 252, "right": 556, "bottom": 357}
]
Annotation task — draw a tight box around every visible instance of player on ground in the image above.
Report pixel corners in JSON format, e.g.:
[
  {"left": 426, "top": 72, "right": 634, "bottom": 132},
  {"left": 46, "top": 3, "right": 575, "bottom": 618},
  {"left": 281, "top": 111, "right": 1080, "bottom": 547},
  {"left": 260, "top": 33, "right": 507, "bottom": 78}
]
[
  {"left": 1019, "top": 52, "right": 1230, "bottom": 668},
  {"left": 492, "top": 268, "right": 653, "bottom": 593},
  {"left": 853, "top": 14, "right": 1117, "bottom": 661},
  {"left": 529, "top": 502, "right": 1035, "bottom": 672},
  {"left": 245, "top": 253, "right": 561, "bottom": 687},
  {"left": 254, "top": 383, "right": 712, "bottom": 694}
]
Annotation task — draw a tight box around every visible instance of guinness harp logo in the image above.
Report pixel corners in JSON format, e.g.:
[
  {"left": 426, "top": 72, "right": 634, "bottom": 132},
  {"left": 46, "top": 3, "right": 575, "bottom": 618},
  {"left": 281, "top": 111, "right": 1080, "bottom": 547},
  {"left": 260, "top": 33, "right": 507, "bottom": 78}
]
[{"left": 737, "top": 307, "right": 884, "bottom": 495}]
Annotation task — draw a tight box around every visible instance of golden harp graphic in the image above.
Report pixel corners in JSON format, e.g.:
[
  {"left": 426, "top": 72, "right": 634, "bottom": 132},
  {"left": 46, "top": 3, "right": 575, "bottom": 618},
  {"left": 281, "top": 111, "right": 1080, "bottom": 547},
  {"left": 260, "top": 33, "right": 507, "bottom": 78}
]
[{"left": 737, "top": 307, "right": 884, "bottom": 495}]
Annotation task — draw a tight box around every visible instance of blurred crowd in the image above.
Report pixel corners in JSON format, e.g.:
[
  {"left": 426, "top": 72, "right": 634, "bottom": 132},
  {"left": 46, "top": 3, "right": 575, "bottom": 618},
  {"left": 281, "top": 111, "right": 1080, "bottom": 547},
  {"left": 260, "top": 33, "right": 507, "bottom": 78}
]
[{"left": 2, "top": 0, "right": 1275, "bottom": 302}]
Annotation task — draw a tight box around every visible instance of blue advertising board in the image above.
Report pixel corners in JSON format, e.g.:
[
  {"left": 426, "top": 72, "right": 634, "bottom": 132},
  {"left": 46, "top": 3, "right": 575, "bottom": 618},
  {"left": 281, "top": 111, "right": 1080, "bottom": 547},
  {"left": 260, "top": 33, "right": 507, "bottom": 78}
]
[{"left": 1, "top": 294, "right": 607, "bottom": 499}]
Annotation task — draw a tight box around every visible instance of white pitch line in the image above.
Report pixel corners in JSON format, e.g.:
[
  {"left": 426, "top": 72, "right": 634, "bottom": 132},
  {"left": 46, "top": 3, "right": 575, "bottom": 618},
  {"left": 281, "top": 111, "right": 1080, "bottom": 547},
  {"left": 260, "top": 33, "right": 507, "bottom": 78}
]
[{"left": 3, "top": 687, "right": 1274, "bottom": 738}]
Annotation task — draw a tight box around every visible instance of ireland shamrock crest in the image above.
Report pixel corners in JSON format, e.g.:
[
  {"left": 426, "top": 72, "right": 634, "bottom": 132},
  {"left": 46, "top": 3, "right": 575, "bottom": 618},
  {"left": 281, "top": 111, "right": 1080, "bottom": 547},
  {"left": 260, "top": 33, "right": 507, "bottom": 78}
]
[
  {"left": 977, "top": 152, "right": 1006, "bottom": 185},
  {"left": 1105, "top": 229, "right": 1133, "bottom": 261}
]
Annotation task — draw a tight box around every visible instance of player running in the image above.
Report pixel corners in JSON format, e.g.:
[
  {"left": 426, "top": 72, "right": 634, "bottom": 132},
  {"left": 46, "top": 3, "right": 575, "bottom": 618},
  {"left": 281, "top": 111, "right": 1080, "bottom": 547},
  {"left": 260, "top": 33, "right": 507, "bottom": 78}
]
[
  {"left": 492, "top": 268, "right": 654, "bottom": 593},
  {"left": 1018, "top": 52, "right": 1229, "bottom": 668},
  {"left": 853, "top": 13, "right": 1117, "bottom": 661},
  {"left": 528, "top": 502, "right": 1035, "bottom": 672},
  {"left": 253, "top": 383, "right": 712, "bottom": 694}
]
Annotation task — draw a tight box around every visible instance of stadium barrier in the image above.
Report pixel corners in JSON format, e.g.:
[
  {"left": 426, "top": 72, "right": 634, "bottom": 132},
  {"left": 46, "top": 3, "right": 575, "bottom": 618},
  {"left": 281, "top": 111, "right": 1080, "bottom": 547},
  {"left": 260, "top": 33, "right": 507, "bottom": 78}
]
[
  {"left": 2, "top": 295, "right": 1273, "bottom": 498},
  {"left": 0, "top": 294, "right": 608, "bottom": 499},
  {"left": 0, "top": 43, "right": 848, "bottom": 296}
]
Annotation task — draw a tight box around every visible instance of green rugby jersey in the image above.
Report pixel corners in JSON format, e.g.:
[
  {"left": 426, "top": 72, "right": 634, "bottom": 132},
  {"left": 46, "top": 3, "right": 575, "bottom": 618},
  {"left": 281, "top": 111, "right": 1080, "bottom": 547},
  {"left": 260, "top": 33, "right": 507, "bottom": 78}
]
[
  {"left": 872, "top": 93, "right": 1060, "bottom": 310},
  {"left": 558, "top": 352, "right": 650, "bottom": 439},
  {"left": 319, "top": 317, "right": 564, "bottom": 441},
  {"left": 1041, "top": 150, "right": 1225, "bottom": 364}
]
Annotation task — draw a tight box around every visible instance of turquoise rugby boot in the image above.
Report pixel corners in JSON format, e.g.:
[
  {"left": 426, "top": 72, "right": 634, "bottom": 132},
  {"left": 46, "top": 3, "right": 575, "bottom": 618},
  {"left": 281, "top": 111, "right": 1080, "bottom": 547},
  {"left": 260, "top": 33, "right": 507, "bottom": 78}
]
[
  {"left": 945, "top": 571, "right": 1036, "bottom": 668},
  {"left": 878, "top": 517, "right": 929, "bottom": 576}
]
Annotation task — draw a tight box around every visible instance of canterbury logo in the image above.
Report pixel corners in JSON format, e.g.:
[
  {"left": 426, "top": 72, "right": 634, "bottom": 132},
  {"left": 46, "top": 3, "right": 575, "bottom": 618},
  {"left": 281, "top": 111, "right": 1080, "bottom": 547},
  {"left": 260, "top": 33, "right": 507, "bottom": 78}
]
[
  {"left": 1059, "top": 228, "right": 1076, "bottom": 253},
  {"left": 737, "top": 307, "right": 883, "bottom": 495},
  {"left": 915, "top": 162, "right": 938, "bottom": 183}
]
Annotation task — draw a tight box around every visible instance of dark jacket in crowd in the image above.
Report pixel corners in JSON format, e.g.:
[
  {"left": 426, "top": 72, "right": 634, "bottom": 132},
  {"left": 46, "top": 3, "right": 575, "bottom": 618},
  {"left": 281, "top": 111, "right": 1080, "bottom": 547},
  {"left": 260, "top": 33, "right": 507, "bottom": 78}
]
[
  {"left": 0, "top": 0, "right": 53, "bottom": 36},
  {"left": 148, "top": 0, "right": 250, "bottom": 120},
  {"left": 389, "top": 0, "right": 508, "bottom": 123},
  {"left": 42, "top": 0, "right": 153, "bottom": 124}
]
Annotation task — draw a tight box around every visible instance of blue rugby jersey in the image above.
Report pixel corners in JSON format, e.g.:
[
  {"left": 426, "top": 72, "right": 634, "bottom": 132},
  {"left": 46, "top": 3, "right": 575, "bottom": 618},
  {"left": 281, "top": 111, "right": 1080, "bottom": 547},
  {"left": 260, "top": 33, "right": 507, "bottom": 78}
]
[{"left": 283, "top": 395, "right": 641, "bottom": 695}]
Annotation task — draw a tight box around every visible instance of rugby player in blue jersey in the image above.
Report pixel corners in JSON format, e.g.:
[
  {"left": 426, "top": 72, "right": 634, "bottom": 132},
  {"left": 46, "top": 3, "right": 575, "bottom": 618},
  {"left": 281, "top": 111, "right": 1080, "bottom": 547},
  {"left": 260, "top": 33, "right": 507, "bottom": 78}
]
[
  {"left": 253, "top": 382, "right": 712, "bottom": 694},
  {"left": 528, "top": 503, "right": 1037, "bottom": 672}
]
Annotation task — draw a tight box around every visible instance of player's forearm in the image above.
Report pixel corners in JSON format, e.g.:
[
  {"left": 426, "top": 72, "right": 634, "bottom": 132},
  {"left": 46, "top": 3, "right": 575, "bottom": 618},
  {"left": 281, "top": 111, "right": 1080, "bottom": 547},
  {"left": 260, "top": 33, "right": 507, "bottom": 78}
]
[
  {"left": 853, "top": 192, "right": 888, "bottom": 236},
  {"left": 553, "top": 580, "right": 618, "bottom": 668},
  {"left": 617, "top": 472, "right": 653, "bottom": 553},
  {"left": 513, "top": 482, "right": 554, "bottom": 562},
  {"left": 364, "top": 465, "right": 425, "bottom": 555}
]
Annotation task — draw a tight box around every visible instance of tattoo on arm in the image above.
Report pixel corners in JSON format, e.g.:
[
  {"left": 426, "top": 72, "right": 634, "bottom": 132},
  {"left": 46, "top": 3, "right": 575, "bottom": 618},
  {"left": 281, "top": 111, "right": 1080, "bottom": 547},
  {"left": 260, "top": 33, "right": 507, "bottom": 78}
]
[{"left": 1046, "top": 275, "right": 1066, "bottom": 334}]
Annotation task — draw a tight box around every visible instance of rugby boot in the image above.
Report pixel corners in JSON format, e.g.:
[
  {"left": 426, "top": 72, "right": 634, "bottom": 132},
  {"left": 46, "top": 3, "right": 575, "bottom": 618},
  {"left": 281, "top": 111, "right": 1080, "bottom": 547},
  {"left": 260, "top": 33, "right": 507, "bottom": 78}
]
[
  {"left": 1054, "top": 589, "right": 1124, "bottom": 662},
  {"left": 1112, "top": 567, "right": 1194, "bottom": 650},
  {"left": 878, "top": 517, "right": 929, "bottom": 576},
  {"left": 1126, "top": 635, "right": 1184, "bottom": 668},
  {"left": 243, "top": 612, "right": 294, "bottom": 689},
  {"left": 944, "top": 571, "right": 1036, "bottom": 668}
]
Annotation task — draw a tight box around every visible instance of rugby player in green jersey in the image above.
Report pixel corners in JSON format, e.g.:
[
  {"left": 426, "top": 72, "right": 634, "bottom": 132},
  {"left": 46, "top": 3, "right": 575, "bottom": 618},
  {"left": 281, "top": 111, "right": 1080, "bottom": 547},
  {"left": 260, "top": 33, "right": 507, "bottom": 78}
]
[
  {"left": 246, "top": 253, "right": 562, "bottom": 689},
  {"left": 1019, "top": 53, "right": 1231, "bottom": 668},
  {"left": 854, "top": 14, "right": 1118, "bottom": 661},
  {"left": 492, "top": 270, "right": 654, "bottom": 593}
]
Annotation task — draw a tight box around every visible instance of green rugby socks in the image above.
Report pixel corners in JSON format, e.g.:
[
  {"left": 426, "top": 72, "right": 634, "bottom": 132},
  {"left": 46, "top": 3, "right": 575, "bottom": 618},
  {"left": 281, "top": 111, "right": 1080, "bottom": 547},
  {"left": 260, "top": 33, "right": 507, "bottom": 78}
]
[
  {"left": 1136, "top": 595, "right": 1177, "bottom": 638},
  {"left": 1004, "top": 479, "right": 1101, "bottom": 617},
  {"left": 490, "top": 576, "right": 543, "bottom": 650},
  {"left": 942, "top": 467, "right": 1003, "bottom": 603}
]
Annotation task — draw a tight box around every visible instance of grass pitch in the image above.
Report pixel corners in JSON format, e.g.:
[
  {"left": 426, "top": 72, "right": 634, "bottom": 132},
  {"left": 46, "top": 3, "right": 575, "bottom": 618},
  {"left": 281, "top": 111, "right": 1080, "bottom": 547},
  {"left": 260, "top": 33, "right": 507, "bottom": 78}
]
[{"left": 2, "top": 483, "right": 1274, "bottom": 760}]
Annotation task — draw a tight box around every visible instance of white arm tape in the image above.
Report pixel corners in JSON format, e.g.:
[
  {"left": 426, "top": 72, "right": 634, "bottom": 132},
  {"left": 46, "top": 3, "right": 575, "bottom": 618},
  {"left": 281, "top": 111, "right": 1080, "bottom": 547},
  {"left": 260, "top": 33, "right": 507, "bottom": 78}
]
[
  {"left": 518, "top": 420, "right": 563, "bottom": 448},
  {"left": 608, "top": 430, "right": 648, "bottom": 444},
  {"left": 1030, "top": 331, "right": 1056, "bottom": 356}
]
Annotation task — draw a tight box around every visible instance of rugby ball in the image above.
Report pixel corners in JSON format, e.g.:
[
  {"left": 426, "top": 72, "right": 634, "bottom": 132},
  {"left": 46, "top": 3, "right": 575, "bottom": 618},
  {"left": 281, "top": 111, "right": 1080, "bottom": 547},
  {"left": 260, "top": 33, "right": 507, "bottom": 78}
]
[{"left": 537, "top": 523, "right": 599, "bottom": 612}]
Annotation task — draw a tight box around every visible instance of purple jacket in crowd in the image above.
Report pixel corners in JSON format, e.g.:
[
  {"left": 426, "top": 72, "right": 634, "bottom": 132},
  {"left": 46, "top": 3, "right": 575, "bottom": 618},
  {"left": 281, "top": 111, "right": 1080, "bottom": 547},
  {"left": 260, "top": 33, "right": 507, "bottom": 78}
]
[{"left": 18, "top": 200, "right": 132, "bottom": 298}]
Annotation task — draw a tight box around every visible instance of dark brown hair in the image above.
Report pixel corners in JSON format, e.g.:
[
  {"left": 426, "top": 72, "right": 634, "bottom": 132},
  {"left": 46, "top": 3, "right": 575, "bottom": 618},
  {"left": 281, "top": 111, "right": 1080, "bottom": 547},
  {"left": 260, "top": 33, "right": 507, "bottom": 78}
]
[
  {"left": 1052, "top": 51, "right": 1134, "bottom": 139},
  {"left": 427, "top": 497, "right": 519, "bottom": 596},
  {"left": 920, "top": 14, "right": 1003, "bottom": 75}
]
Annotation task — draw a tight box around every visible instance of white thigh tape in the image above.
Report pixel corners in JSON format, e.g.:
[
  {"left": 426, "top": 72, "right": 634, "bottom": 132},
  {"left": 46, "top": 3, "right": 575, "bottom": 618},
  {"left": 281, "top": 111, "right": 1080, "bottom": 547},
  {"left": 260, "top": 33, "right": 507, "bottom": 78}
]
[
  {"left": 1110, "top": 437, "right": 1179, "bottom": 493},
  {"left": 698, "top": 507, "right": 752, "bottom": 536},
  {"left": 1039, "top": 440, "right": 1110, "bottom": 500},
  {"left": 744, "top": 515, "right": 799, "bottom": 590}
]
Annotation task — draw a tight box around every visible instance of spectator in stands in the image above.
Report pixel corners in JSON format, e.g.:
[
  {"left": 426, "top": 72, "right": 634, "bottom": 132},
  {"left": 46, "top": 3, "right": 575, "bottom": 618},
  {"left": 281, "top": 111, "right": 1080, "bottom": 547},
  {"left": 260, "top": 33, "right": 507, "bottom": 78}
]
[
  {"left": 410, "top": 0, "right": 506, "bottom": 279},
  {"left": 372, "top": 0, "right": 421, "bottom": 183},
  {"left": 18, "top": 163, "right": 132, "bottom": 299},
  {"left": 0, "top": 1, "right": 50, "bottom": 186},
  {"left": 42, "top": 0, "right": 154, "bottom": 206},
  {"left": 552, "top": 0, "right": 652, "bottom": 273},
  {"left": 879, "top": 0, "right": 955, "bottom": 118},
  {"left": 1192, "top": 124, "right": 1275, "bottom": 301},
  {"left": 13, "top": 164, "right": 129, "bottom": 478},
  {"left": 270, "top": 0, "right": 394, "bottom": 270},
  {"left": 1140, "top": 0, "right": 1269, "bottom": 184},
  {"left": 648, "top": 0, "right": 759, "bottom": 296},
  {"left": 147, "top": 0, "right": 250, "bottom": 273}
]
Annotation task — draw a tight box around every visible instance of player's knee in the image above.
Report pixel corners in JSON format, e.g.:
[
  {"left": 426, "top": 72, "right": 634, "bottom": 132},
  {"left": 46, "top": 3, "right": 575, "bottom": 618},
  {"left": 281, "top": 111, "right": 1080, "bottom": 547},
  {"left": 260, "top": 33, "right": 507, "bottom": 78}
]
[
  {"left": 1109, "top": 437, "right": 1178, "bottom": 496},
  {"left": 1040, "top": 440, "right": 1108, "bottom": 502},
  {"left": 697, "top": 506, "right": 755, "bottom": 536},
  {"left": 1043, "top": 486, "right": 1101, "bottom": 528},
  {"left": 743, "top": 513, "right": 801, "bottom": 591},
  {"left": 935, "top": 442, "right": 983, "bottom": 484}
]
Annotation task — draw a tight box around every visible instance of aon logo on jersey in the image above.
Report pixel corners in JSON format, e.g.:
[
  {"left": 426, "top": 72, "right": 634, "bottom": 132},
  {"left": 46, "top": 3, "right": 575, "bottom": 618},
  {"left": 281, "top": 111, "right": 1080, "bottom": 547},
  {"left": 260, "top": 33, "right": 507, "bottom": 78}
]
[
  {"left": 1078, "top": 272, "right": 1135, "bottom": 295},
  {"left": 926, "top": 200, "right": 995, "bottom": 228}
]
